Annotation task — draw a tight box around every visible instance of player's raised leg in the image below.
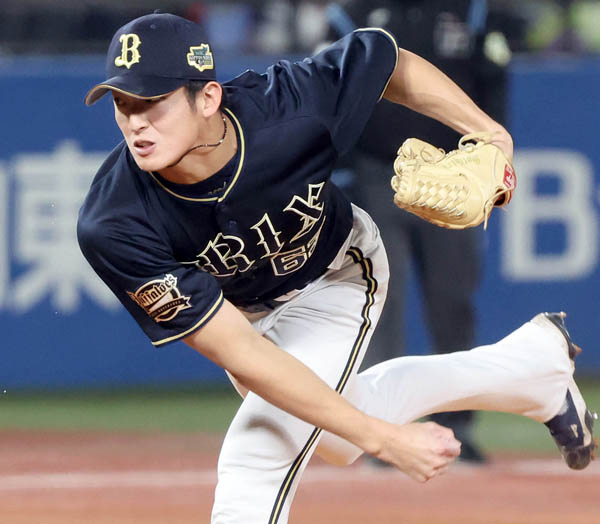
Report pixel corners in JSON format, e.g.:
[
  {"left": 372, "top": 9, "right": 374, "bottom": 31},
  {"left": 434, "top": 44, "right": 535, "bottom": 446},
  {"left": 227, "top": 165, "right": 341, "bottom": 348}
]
[{"left": 318, "top": 311, "right": 596, "bottom": 469}]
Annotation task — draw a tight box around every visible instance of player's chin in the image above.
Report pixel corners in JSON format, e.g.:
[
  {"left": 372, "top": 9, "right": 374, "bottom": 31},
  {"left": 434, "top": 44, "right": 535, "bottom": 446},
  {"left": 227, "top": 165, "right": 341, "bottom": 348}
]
[{"left": 130, "top": 151, "right": 168, "bottom": 172}]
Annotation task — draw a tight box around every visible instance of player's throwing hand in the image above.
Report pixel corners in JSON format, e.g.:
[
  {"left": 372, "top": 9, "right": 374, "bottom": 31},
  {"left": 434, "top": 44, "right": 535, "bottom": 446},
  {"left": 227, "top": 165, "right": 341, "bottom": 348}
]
[{"left": 374, "top": 421, "right": 461, "bottom": 482}]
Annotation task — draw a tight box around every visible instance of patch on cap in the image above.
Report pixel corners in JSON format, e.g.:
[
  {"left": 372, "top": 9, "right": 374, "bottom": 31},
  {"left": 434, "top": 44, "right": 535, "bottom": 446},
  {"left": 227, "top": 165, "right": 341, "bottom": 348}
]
[{"left": 187, "top": 44, "right": 214, "bottom": 72}]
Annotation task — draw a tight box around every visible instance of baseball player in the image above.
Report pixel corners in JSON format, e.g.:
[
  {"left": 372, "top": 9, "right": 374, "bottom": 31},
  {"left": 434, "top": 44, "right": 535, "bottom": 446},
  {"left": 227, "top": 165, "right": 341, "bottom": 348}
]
[{"left": 78, "top": 13, "right": 596, "bottom": 524}]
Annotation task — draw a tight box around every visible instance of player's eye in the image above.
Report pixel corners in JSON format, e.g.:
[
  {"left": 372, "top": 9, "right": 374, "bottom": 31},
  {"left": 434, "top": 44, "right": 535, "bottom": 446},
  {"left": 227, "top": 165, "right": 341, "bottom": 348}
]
[{"left": 147, "top": 97, "right": 165, "bottom": 104}]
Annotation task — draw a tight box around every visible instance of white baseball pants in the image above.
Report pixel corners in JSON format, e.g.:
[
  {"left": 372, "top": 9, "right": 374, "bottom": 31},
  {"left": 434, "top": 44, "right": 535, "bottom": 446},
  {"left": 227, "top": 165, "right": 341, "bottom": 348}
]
[{"left": 211, "top": 205, "right": 573, "bottom": 524}]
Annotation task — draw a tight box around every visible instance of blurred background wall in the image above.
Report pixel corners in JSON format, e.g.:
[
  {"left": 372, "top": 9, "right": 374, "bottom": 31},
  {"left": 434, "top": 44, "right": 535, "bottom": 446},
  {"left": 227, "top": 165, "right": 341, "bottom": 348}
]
[{"left": 1, "top": 0, "right": 599, "bottom": 390}]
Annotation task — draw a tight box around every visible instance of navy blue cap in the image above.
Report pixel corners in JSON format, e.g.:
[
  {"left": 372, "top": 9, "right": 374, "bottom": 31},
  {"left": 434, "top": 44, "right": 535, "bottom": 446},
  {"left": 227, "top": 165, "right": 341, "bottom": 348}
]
[{"left": 85, "top": 13, "right": 216, "bottom": 106}]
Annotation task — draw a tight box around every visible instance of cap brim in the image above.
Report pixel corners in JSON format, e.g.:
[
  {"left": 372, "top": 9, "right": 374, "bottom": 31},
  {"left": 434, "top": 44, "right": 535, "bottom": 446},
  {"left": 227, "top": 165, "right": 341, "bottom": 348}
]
[{"left": 84, "top": 74, "right": 189, "bottom": 106}]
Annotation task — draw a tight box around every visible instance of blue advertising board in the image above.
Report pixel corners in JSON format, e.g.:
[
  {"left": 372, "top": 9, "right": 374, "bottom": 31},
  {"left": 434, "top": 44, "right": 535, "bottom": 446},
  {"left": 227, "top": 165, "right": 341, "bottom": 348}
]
[
  {"left": 1, "top": 54, "right": 599, "bottom": 390},
  {"left": 472, "top": 57, "right": 600, "bottom": 366}
]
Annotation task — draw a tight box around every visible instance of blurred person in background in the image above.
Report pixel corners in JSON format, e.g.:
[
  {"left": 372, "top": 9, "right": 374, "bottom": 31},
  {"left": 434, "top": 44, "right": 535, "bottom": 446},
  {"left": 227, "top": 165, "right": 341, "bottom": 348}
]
[
  {"left": 253, "top": 0, "right": 329, "bottom": 53},
  {"left": 526, "top": 0, "right": 600, "bottom": 54},
  {"left": 326, "top": 0, "right": 513, "bottom": 464}
]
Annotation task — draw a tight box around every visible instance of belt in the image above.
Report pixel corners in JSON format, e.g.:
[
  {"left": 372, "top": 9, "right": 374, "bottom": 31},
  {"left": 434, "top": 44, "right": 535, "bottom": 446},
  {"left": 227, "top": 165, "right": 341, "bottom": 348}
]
[
  {"left": 236, "top": 285, "right": 307, "bottom": 314},
  {"left": 237, "top": 300, "right": 281, "bottom": 314}
]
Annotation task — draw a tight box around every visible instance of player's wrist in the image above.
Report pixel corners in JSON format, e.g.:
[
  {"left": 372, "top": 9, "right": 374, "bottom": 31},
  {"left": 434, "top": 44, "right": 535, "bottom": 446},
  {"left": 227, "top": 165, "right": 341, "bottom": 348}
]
[
  {"left": 488, "top": 128, "right": 514, "bottom": 163},
  {"left": 352, "top": 415, "right": 389, "bottom": 457}
]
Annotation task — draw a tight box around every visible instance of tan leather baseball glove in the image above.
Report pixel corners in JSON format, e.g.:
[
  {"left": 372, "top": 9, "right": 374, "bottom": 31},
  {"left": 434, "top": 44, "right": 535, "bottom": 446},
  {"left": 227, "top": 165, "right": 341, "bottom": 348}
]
[{"left": 391, "top": 133, "right": 516, "bottom": 230}]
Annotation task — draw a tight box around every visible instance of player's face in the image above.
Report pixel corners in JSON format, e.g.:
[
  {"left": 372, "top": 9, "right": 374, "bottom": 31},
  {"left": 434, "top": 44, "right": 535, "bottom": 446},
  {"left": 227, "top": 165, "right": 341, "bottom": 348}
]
[{"left": 112, "top": 88, "right": 202, "bottom": 171}]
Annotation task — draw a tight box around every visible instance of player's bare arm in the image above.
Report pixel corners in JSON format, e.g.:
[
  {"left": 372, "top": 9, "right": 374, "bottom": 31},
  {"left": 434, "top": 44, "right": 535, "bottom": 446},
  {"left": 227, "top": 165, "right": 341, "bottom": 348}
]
[
  {"left": 183, "top": 300, "right": 460, "bottom": 482},
  {"left": 383, "top": 47, "right": 513, "bottom": 161}
]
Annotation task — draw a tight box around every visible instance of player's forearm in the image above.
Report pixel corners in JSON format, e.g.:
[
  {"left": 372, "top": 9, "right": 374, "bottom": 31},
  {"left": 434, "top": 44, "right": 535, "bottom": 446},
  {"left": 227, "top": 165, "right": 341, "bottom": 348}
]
[
  {"left": 199, "top": 330, "right": 461, "bottom": 481},
  {"left": 184, "top": 301, "right": 384, "bottom": 456},
  {"left": 226, "top": 335, "right": 383, "bottom": 454},
  {"left": 384, "top": 48, "right": 513, "bottom": 157}
]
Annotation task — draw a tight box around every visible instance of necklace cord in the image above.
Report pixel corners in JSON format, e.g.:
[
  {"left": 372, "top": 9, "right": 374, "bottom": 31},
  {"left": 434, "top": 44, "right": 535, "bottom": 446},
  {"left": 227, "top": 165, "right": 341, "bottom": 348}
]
[
  {"left": 194, "top": 115, "right": 227, "bottom": 148},
  {"left": 166, "top": 115, "right": 228, "bottom": 168}
]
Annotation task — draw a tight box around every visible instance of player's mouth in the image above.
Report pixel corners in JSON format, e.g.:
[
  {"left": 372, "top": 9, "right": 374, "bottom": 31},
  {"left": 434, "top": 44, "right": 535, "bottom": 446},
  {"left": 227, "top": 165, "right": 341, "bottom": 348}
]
[{"left": 133, "top": 140, "right": 156, "bottom": 157}]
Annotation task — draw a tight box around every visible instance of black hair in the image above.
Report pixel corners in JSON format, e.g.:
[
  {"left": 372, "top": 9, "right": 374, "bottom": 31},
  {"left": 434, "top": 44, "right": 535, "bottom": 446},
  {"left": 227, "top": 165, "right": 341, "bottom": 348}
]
[{"left": 184, "top": 79, "right": 228, "bottom": 110}]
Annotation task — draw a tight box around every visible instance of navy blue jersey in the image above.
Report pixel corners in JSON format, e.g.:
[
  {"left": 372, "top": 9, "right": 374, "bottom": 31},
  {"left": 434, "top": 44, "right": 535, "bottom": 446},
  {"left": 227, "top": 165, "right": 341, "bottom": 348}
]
[{"left": 78, "top": 29, "right": 398, "bottom": 346}]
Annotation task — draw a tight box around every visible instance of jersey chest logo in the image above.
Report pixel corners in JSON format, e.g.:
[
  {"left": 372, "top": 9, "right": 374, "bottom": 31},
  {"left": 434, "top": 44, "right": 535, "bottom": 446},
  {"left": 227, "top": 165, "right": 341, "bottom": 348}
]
[{"left": 193, "top": 183, "right": 325, "bottom": 277}]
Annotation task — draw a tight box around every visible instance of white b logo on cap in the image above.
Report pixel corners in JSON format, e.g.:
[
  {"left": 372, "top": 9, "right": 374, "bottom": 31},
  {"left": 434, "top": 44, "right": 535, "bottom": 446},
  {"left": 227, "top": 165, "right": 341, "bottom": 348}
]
[{"left": 114, "top": 33, "right": 142, "bottom": 69}]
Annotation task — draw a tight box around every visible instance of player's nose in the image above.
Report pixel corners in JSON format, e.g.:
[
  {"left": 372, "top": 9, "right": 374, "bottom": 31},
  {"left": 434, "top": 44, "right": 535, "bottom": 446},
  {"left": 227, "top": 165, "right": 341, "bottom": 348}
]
[{"left": 127, "top": 112, "right": 149, "bottom": 133}]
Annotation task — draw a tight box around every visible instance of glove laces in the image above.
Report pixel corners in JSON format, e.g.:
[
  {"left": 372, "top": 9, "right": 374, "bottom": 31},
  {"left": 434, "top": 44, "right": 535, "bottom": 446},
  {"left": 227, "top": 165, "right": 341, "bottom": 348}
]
[
  {"left": 446, "top": 132, "right": 512, "bottom": 230},
  {"left": 393, "top": 131, "right": 513, "bottom": 230}
]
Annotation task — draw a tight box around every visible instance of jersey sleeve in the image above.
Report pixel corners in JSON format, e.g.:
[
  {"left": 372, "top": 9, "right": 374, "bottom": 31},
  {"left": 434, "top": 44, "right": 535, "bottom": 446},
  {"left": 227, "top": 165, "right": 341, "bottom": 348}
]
[
  {"left": 274, "top": 28, "right": 398, "bottom": 155},
  {"left": 77, "top": 213, "right": 224, "bottom": 347}
]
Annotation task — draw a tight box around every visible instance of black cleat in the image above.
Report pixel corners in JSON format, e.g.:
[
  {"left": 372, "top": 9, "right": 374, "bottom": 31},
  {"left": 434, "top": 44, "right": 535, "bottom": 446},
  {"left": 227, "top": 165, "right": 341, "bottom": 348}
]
[
  {"left": 536, "top": 312, "right": 598, "bottom": 470},
  {"left": 458, "top": 440, "right": 488, "bottom": 465}
]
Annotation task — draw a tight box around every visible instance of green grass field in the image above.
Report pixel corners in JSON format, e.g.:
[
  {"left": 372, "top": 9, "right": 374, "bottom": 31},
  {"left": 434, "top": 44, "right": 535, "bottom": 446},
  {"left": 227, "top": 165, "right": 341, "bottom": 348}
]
[
  {"left": 2, "top": 379, "right": 599, "bottom": 453},
  {"left": 0, "top": 384, "right": 242, "bottom": 433}
]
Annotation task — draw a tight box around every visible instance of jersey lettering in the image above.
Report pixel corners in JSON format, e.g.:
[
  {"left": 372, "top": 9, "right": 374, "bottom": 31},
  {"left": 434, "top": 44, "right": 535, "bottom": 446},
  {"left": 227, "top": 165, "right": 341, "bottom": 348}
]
[
  {"left": 196, "top": 233, "right": 254, "bottom": 277},
  {"left": 114, "top": 34, "right": 142, "bottom": 69},
  {"left": 284, "top": 183, "right": 325, "bottom": 242},
  {"left": 192, "top": 183, "right": 327, "bottom": 278},
  {"left": 270, "top": 219, "right": 325, "bottom": 276},
  {"left": 251, "top": 213, "right": 283, "bottom": 259}
]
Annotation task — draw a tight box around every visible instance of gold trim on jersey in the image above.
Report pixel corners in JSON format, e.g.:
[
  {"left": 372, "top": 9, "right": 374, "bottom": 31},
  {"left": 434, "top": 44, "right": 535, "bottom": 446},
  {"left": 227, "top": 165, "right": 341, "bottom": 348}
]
[
  {"left": 148, "top": 107, "right": 245, "bottom": 203},
  {"left": 151, "top": 290, "right": 224, "bottom": 346},
  {"left": 354, "top": 27, "right": 399, "bottom": 102},
  {"left": 268, "top": 246, "right": 378, "bottom": 524}
]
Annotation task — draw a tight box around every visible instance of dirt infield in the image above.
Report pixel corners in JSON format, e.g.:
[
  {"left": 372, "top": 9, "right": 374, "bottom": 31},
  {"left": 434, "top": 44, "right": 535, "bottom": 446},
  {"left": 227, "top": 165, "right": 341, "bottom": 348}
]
[{"left": 1, "top": 429, "right": 598, "bottom": 524}]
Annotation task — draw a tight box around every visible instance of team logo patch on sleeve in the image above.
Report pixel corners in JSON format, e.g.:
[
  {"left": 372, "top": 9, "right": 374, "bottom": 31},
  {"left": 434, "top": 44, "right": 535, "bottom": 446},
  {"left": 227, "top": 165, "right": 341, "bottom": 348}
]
[
  {"left": 127, "top": 274, "right": 191, "bottom": 323},
  {"left": 187, "top": 44, "right": 214, "bottom": 72}
]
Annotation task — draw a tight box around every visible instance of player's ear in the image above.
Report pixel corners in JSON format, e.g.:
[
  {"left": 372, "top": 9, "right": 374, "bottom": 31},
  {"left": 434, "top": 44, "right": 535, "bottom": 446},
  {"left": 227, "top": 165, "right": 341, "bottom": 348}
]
[{"left": 198, "top": 81, "right": 223, "bottom": 118}]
